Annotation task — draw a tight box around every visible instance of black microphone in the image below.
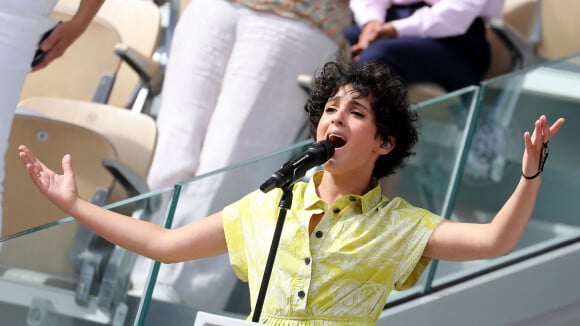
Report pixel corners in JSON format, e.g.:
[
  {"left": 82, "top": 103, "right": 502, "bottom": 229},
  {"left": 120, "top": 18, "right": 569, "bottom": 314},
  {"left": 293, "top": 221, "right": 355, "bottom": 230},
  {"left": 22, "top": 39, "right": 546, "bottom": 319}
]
[{"left": 260, "top": 140, "right": 335, "bottom": 193}]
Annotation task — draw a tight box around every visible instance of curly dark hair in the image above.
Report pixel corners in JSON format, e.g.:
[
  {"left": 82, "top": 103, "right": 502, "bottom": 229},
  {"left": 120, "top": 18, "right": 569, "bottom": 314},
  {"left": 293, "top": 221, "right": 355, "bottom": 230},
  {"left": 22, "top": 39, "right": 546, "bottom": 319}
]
[{"left": 304, "top": 60, "right": 419, "bottom": 179}]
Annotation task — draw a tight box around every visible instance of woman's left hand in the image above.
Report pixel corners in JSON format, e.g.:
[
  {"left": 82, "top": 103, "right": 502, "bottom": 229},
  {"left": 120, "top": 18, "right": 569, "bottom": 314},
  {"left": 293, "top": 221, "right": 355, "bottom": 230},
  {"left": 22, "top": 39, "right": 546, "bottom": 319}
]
[{"left": 522, "top": 115, "right": 565, "bottom": 179}]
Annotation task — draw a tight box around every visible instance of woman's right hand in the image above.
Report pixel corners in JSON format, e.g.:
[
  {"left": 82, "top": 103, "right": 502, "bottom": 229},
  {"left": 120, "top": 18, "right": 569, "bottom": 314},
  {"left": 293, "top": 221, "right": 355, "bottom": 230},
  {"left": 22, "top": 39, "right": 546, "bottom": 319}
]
[
  {"left": 352, "top": 21, "right": 398, "bottom": 61},
  {"left": 351, "top": 20, "right": 382, "bottom": 59},
  {"left": 19, "top": 145, "right": 80, "bottom": 213}
]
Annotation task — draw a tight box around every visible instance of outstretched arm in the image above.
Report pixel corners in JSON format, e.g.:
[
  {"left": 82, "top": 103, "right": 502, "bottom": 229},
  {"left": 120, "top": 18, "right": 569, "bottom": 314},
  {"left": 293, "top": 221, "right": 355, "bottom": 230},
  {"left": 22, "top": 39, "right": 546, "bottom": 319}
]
[
  {"left": 18, "top": 145, "right": 228, "bottom": 263},
  {"left": 423, "top": 115, "right": 565, "bottom": 261},
  {"left": 31, "top": 0, "right": 105, "bottom": 71}
]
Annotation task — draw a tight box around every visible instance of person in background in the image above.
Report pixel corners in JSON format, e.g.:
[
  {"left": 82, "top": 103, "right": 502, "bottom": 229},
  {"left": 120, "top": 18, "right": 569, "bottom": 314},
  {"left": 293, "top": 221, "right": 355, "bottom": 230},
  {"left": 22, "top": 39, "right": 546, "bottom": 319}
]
[
  {"left": 345, "top": 0, "right": 504, "bottom": 92},
  {"left": 135, "top": 0, "right": 353, "bottom": 310},
  {"left": 0, "top": 0, "right": 105, "bottom": 239},
  {"left": 18, "top": 59, "right": 564, "bottom": 325}
]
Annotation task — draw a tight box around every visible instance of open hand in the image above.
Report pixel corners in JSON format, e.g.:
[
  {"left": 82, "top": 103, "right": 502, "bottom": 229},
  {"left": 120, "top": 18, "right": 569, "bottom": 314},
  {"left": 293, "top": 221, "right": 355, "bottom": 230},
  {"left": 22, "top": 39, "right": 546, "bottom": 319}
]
[
  {"left": 19, "top": 145, "right": 80, "bottom": 213},
  {"left": 522, "top": 115, "right": 565, "bottom": 179}
]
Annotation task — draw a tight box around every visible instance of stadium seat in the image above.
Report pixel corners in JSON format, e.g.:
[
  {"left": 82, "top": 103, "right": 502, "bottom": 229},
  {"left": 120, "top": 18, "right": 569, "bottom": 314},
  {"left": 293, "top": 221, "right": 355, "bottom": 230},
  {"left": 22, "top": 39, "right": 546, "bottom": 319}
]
[{"left": 20, "top": 0, "right": 164, "bottom": 116}]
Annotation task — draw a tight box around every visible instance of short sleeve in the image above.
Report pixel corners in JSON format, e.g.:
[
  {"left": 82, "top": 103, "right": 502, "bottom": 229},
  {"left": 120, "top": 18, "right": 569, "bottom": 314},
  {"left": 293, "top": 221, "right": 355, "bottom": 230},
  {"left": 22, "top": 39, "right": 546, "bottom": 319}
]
[
  {"left": 222, "top": 196, "right": 250, "bottom": 282},
  {"left": 392, "top": 203, "right": 443, "bottom": 290}
]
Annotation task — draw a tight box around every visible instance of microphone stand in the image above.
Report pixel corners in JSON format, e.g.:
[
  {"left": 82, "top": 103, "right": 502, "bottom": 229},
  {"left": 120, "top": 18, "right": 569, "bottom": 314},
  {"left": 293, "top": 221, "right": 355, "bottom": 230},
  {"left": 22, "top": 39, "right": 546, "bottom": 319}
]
[{"left": 251, "top": 184, "right": 294, "bottom": 323}]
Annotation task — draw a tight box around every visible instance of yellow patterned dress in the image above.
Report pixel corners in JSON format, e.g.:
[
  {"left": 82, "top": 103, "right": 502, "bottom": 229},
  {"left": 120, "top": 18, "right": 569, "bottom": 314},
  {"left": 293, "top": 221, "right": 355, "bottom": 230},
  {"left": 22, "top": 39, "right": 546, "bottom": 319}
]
[{"left": 223, "top": 172, "right": 443, "bottom": 325}]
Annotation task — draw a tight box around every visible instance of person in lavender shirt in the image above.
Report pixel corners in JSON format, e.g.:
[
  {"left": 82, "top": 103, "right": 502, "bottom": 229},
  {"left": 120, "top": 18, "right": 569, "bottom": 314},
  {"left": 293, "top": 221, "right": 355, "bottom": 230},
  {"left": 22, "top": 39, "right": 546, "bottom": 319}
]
[{"left": 345, "top": 0, "right": 504, "bottom": 92}]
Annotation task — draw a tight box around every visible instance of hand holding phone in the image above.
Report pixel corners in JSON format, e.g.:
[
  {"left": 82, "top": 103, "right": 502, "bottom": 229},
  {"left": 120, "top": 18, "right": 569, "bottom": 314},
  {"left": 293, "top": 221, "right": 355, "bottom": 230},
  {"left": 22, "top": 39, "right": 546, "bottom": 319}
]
[{"left": 31, "top": 22, "right": 61, "bottom": 68}]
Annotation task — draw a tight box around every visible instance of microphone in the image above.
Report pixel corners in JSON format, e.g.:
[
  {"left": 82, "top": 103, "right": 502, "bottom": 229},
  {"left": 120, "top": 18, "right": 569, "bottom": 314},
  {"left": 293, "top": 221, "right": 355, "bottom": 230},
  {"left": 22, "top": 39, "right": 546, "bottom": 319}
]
[{"left": 260, "top": 140, "right": 335, "bottom": 193}]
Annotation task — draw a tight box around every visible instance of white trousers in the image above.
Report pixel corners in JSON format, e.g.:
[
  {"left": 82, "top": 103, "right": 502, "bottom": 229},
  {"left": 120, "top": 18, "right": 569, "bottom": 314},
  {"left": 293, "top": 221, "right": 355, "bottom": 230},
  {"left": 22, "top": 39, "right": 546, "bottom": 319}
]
[
  {"left": 0, "top": 1, "right": 57, "bottom": 239},
  {"left": 133, "top": 0, "right": 338, "bottom": 310}
]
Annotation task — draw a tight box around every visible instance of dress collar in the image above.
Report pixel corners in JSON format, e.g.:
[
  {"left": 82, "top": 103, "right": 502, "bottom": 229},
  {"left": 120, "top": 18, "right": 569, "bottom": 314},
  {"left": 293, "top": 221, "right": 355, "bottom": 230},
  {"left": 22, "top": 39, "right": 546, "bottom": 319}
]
[{"left": 303, "top": 171, "right": 384, "bottom": 213}]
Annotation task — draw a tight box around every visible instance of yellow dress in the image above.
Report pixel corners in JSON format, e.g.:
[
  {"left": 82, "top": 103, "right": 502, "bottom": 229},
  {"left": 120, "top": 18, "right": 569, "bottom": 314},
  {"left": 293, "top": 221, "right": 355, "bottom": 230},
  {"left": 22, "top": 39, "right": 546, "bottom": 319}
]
[{"left": 223, "top": 172, "right": 443, "bottom": 325}]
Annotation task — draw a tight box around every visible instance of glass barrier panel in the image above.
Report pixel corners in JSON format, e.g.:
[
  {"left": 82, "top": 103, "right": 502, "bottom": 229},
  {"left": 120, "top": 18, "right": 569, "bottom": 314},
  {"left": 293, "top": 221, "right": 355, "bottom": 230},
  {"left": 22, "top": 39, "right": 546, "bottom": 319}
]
[
  {"left": 0, "top": 188, "right": 173, "bottom": 326},
  {"left": 396, "top": 85, "right": 480, "bottom": 216},
  {"left": 386, "top": 86, "right": 480, "bottom": 304},
  {"left": 432, "top": 53, "right": 580, "bottom": 288}
]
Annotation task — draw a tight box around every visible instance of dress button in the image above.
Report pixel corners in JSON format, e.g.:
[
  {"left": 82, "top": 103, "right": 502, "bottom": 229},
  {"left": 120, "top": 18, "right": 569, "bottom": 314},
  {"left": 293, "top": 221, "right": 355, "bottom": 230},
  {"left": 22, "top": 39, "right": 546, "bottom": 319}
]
[
  {"left": 304, "top": 257, "right": 311, "bottom": 265},
  {"left": 315, "top": 231, "right": 323, "bottom": 238},
  {"left": 298, "top": 290, "right": 305, "bottom": 298},
  {"left": 349, "top": 196, "right": 356, "bottom": 202},
  {"left": 333, "top": 207, "right": 340, "bottom": 213}
]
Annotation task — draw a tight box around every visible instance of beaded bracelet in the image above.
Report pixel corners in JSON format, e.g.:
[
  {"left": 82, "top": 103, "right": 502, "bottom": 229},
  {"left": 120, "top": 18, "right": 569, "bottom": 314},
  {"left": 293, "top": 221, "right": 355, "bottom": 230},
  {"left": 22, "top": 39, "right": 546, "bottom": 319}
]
[{"left": 522, "top": 142, "right": 549, "bottom": 180}]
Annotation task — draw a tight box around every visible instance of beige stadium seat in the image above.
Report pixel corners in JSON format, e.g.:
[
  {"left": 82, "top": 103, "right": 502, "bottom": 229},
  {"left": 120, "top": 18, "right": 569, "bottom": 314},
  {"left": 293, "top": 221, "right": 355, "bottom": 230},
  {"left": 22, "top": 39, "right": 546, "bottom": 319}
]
[
  {"left": 20, "top": 0, "right": 163, "bottom": 114},
  {"left": 73, "top": 0, "right": 163, "bottom": 109},
  {"left": 535, "top": 0, "right": 580, "bottom": 61},
  {"left": 1, "top": 114, "right": 117, "bottom": 264},
  {"left": 0, "top": 111, "right": 154, "bottom": 325},
  {"left": 1, "top": 105, "right": 158, "bottom": 319},
  {"left": 18, "top": 96, "right": 158, "bottom": 207}
]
